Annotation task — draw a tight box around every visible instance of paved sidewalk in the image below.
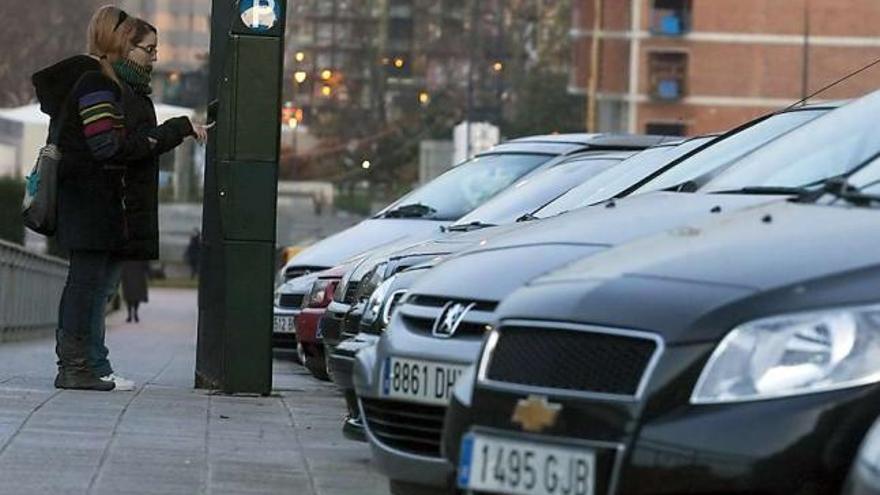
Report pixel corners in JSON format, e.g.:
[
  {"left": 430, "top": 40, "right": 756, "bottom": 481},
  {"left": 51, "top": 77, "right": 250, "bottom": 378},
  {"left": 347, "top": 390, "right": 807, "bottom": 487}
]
[{"left": 0, "top": 289, "right": 388, "bottom": 495}]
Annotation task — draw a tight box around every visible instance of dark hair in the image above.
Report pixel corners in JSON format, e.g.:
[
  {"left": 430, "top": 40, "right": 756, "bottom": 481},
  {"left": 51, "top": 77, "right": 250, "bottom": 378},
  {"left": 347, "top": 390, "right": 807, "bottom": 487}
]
[{"left": 130, "top": 18, "right": 158, "bottom": 45}]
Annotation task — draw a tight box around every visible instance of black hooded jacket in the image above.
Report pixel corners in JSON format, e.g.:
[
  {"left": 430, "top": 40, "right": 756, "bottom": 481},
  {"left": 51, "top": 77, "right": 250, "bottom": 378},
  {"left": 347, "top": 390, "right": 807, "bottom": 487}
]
[{"left": 32, "top": 55, "right": 193, "bottom": 258}]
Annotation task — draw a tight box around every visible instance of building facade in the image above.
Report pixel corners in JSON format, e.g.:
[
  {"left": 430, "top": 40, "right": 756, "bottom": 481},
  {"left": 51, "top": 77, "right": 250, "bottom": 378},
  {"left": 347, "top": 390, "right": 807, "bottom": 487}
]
[{"left": 571, "top": 0, "right": 880, "bottom": 135}]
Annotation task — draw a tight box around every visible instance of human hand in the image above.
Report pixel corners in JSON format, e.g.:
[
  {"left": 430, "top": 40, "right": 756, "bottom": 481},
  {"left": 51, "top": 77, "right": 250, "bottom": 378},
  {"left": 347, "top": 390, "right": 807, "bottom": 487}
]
[{"left": 191, "top": 120, "right": 215, "bottom": 144}]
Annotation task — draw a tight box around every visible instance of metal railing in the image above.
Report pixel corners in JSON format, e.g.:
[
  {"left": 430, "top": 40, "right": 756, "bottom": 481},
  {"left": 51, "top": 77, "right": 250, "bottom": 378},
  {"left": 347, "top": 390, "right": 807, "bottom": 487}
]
[{"left": 0, "top": 239, "right": 68, "bottom": 341}]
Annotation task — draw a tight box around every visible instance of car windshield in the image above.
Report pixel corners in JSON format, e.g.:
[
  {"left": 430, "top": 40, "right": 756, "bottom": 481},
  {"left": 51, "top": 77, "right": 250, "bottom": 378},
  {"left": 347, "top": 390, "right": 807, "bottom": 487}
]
[
  {"left": 534, "top": 138, "right": 710, "bottom": 218},
  {"left": 375, "top": 153, "right": 553, "bottom": 221},
  {"left": 450, "top": 154, "right": 627, "bottom": 227},
  {"left": 702, "top": 92, "right": 880, "bottom": 192},
  {"left": 630, "top": 109, "right": 828, "bottom": 194}
]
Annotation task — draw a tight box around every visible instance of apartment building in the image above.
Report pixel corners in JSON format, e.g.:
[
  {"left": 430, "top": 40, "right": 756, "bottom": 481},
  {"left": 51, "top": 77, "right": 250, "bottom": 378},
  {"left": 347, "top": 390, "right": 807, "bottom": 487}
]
[{"left": 571, "top": 0, "right": 880, "bottom": 135}]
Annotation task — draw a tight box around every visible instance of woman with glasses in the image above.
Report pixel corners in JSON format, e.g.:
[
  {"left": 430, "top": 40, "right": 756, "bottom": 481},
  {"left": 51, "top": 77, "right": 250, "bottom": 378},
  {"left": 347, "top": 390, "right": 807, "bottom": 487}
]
[{"left": 32, "top": 6, "right": 209, "bottom": 391}]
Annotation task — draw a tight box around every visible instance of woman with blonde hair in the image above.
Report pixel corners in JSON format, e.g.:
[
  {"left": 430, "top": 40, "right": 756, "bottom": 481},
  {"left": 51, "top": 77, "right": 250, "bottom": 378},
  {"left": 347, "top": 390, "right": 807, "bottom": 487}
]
[{"left": 32, "top": 6, "right": 208, "bottom": 391}]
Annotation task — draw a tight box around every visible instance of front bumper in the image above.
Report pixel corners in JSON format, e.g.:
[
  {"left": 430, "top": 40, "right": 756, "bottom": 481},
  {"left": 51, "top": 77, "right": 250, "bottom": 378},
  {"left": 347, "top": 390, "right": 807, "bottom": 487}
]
[
  {"left": 353, "top": 317, "right": 484, "bottom": 488},
  {"left": 329, "top": 333, "right": 379, "bottom": 390},
  {"left": 445, "top": 371, "right": 880, "bottom": 495}
]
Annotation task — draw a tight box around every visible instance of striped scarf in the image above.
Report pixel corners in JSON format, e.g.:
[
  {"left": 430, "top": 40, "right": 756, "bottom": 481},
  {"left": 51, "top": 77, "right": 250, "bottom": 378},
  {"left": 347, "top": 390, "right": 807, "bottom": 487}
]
[{"left": 112, "top": 58, "right": 152, "bottom": 95}]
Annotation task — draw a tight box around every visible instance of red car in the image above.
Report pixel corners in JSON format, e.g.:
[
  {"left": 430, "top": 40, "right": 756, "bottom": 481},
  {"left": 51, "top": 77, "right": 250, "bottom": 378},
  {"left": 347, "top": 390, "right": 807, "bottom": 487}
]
[{"left": 294, "top": 266, "right": 345, "bottom": 380}]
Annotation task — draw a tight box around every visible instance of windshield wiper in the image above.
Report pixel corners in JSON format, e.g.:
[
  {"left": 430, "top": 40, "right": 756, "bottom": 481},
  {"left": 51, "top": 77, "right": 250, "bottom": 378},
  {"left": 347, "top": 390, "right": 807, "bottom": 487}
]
[
  {"left": 819, "top": 177, "right": 880, "bottom": 207},
  {"left": 515, "top": 212, "right": 539, "bottom": 222},
  {"left": 381, "top": 203, "right": 437, "bottom": 219},
  {"left": 712, "top": 186, "right": 816, "bottom": 196},
  {"left": 446, "top": 221, "right": 497, "bottom": 232}
]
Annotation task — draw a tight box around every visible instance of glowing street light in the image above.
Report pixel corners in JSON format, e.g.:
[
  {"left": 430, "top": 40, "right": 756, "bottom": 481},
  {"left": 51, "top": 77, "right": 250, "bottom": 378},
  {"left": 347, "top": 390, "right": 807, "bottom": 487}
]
[
  {"left": 361, "top": 160, "right": 371, "bottom": 169},
  {"left": 393, "top": 57, "right": 405, "bottom": 69},
  {"left": 295, "top": 51, "right": 305, "bottom": 62},
  {"left": 294, "top": 71, "right": 307, "bottom": 83},
  {"left": 418, "top": 91, "right": 430, "bottom": 105},
  {"left": 321, "top": 69, "right": 333, "bottom": 80},
  {"left": 321, "top": 85, "right": 332, "bottom": 97},
  {"left": 493, "top": 61, "right": 503, "bottom": 72}
]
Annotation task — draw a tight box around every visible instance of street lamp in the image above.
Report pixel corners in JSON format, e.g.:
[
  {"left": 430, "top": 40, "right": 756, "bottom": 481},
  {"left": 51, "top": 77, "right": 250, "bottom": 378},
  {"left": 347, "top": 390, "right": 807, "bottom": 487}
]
[
  {"left": 294, "top": 71, "right": 307, "bottom": 83},
  {"left": 321, "top": 69, "right": 333, "bottom": 80},
  {"left": 361, "top": 160, "right": 371, "bottom": 169},
  {"left": 418, "top": 91, "right": 430, "bottom": 105},
  {"left": 321, "top": 85, "right": 332, "bottom": 97},
  {"left": 492, "top": 61, "right": 503, "bottom": 72},
  {"left": 295, "top": 51, "right": 305, "bottom": 62},
  {"left": 393, "top": 57, "right": 405, "bottom": 69}
]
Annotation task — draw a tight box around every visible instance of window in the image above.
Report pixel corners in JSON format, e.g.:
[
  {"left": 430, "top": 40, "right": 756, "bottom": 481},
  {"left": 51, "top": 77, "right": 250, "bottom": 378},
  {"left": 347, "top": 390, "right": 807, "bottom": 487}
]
[
  {"left": 648, "top": 51, "right": 688, "bottom": 101},
  {"left": 651, "top": 0, "right": 692, "bottom": 35},
  {"left": 645, "top": 122, "right": 687, "bottom": 136}
]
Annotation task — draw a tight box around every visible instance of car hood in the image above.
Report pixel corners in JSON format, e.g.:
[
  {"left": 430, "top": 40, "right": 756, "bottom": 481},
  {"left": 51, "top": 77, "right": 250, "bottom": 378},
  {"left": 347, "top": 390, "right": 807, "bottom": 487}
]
[
  {"left": 471, "top": 192, "right": 780, "bottom": 250},
  {"left": 494, "top": 201, "right": 880, "bottom": 344},
  {"left": 535, "top": 201, "right": 880, "bottom": 290},
  {"left": 284, "top": 218, "right": 449, "bottom": 270},
  {"left": 402, "top": 192, "right": 781, "bottom": 303},
  {"left": 406, "top": 243, "right": 609, "bottom": 302}
]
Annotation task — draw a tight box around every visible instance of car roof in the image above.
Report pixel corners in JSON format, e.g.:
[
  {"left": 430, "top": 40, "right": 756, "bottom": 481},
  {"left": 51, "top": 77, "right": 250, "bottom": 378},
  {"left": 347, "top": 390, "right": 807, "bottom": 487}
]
[{"left": 482, "top": 133, "right": 678, "bottom": 157}]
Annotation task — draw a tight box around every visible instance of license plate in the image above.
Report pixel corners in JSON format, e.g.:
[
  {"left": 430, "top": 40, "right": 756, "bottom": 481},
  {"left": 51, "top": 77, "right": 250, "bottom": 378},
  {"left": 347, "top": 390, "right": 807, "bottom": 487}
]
[
  {"left": 273, "top": 315, "right": 296, "bottom": 334},
  {"left": 380, "top": 357, "right": 468, "bottom": 406},
  {"left": 458, "top": 433, "right": 595, "bottom": 495}
]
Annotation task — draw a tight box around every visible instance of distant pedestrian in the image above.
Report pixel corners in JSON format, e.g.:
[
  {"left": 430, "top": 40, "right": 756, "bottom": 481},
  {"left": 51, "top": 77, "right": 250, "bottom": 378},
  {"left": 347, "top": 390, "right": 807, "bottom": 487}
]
[
  {"left": 121, "top": 261, "right": 149, "bottom": 323},
  {"left": 184, "top": 229, "right": 201, "bottom": 279},
  {"left": 34, "top": 6, "right": 210, "bottom": 392}
]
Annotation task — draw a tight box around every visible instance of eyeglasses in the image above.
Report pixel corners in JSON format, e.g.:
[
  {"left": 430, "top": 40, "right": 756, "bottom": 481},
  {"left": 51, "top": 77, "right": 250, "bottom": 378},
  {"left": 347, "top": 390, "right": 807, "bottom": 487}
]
[
  {"left": 134, "top": 45, "right": 158, "bottom": 56},
  {"left": 113, "top": 11, "right": 128, "bottom": 32}
]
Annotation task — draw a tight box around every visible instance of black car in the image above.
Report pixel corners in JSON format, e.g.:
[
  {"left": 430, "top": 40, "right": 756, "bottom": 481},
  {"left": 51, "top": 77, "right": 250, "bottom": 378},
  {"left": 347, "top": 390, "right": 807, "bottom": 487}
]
[{"left": 444, "top": 160, "right": 880, "bottom": 495}]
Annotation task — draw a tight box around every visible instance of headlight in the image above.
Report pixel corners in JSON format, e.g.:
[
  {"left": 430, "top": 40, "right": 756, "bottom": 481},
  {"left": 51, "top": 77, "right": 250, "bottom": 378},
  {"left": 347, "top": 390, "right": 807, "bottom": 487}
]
[
  {"left": 691, "top": 304, "right": 880, "bottom": 404},
  {"left": 381, "top": 290, "right": 408, "bottom": 328},
  {"left": 355, "top": 262, "right": 387, "bottom": 302},
  {"left": 305, "top": 279, "right": 336, "bottom": 308},
  {"left": 362, "top": 276, "right": 396, "bottom": 327}
]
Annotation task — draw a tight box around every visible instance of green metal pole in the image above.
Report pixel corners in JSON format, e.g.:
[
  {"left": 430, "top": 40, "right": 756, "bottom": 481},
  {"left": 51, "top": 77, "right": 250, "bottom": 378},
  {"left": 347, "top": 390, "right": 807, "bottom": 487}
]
[{"left": 196, "top": 0, "right": 287, "bottom": 395}]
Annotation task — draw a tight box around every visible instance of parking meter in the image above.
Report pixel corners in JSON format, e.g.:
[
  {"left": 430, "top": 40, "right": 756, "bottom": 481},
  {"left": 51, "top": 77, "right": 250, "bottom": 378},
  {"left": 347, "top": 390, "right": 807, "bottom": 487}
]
[{"left": 196, "top": 0, "right": 286, "bottom": 395}]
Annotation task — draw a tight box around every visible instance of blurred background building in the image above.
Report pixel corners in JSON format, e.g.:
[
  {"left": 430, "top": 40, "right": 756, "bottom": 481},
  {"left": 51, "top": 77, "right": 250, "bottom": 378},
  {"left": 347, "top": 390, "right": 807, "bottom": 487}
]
[
  {"left": 120, "top": 0, "right": 211, "bottom": 107},
  {"left": 572, "top": 0, "right": 880, "bottom": 136}
]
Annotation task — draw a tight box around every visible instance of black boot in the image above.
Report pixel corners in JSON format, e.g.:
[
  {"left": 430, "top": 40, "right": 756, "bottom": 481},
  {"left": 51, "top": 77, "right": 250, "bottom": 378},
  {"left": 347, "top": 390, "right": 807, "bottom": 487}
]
[{"left": 54, "top": 331, "right": 115, "bottom": 391}]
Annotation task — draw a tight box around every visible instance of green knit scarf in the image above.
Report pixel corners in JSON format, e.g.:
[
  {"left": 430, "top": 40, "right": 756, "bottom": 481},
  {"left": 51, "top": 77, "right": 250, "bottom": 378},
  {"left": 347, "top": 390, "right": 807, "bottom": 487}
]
[{"left": 112, "top": 58, "right": 153, "bottom": 95}]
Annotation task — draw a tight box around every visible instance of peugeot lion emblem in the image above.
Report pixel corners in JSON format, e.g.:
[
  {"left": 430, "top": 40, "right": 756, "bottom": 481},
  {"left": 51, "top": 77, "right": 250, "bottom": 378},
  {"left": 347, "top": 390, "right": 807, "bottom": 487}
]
[{"left": 432, "top": 302, "right": 476, "bottom": 338}]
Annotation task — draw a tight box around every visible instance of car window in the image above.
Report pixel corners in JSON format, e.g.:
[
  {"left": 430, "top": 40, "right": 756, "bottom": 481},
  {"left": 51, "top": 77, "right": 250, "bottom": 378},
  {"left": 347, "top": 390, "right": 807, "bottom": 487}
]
[
  {"left": 843, "top": 155, "right": 880, "bottom": 194},
  {"left": 452, "top": 156, "right": 624, "bottom": 226},
  {"left": 377, "top": 153, "right": 554, "bottom": 221},
  {"left": 535, "top": 138, "right": 710, "bottom": 218},
  {"left": 631, "top": 109, "right": 827, "bottom": 193},
  {"left": 702, "top": 92, "right": 880, "bottom": 192}
]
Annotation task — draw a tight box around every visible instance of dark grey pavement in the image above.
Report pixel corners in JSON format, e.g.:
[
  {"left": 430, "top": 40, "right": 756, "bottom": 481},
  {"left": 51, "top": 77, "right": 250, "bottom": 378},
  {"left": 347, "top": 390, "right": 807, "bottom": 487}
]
[{"left": 0, "top": 289, "right": 388, "bottom": 495}]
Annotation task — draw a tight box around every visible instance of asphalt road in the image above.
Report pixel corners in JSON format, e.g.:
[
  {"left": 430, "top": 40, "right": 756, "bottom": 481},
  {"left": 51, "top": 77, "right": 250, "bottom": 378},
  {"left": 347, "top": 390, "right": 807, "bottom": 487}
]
[{"left": 0, "top": 288, "right": 388, "bottom": 495}]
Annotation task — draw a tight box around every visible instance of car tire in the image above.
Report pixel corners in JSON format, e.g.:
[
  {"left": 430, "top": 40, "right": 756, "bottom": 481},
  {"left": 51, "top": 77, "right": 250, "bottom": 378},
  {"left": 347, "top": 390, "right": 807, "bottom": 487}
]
[{"left": 305, "top": 346, "right": 330, "bottom": 381}]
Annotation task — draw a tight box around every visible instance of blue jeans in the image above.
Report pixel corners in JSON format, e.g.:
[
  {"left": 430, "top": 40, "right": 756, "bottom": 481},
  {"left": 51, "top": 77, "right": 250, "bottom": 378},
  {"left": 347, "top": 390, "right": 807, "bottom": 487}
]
[{"left": 90, "top": 259, "right": 121, "bottom": 376}]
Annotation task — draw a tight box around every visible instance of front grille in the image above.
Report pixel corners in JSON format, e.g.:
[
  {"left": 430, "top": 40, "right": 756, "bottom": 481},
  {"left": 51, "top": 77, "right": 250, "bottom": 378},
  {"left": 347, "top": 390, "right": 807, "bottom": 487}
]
[
  {"left": 409, "top": 295, "right": 497, "bottom": 312},
  {"left": 343, "top": 281, "right": 360, "bottom": 304},
  {"left": 486, "top": 324, "right": 659, "bottom": 397},
  {"left": 284, "top": 265, "right": 328, "bottom": 281},
  {"left": 360, "top": 398, "right": 445, "bottom": 457},
  {"left": 402, "top": 315, "right": 488, "bottom": 337},
  {"left": 279, "top": 294, "right": 304, "bottom": 308}
]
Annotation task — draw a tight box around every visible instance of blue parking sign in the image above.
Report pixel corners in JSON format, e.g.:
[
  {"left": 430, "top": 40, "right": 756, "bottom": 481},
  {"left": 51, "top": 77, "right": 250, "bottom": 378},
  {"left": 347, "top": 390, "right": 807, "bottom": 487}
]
[{"left": 239, "top": 0, "right": 280, "bottom": 32}]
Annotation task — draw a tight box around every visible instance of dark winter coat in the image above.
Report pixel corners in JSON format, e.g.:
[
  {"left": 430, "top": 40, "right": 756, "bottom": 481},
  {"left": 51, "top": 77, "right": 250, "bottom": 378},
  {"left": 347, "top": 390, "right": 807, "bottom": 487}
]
[
  {"left": 121, "top": 260, "right": 149, "bottom": 304},
  {"left": 32, "top": 55, "right": 193, "bottom": 257}
]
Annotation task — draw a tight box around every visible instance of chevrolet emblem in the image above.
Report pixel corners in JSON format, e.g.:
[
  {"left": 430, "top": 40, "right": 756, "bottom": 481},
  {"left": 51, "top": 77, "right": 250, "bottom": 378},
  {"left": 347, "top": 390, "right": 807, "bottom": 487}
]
[{"left": 511, "top": 395, "right": 561, "bottom": 433}]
